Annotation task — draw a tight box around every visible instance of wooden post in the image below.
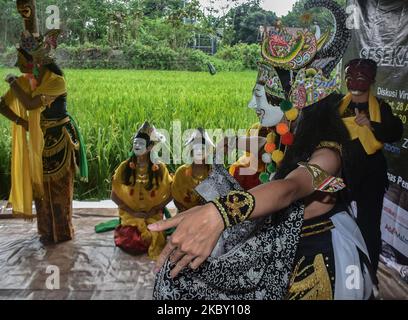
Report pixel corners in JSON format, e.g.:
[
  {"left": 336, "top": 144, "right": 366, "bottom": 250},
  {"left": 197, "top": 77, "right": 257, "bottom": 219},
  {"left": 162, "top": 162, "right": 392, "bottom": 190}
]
[{"left": 16, "top": 0, "right": 39, "bottom": 36}]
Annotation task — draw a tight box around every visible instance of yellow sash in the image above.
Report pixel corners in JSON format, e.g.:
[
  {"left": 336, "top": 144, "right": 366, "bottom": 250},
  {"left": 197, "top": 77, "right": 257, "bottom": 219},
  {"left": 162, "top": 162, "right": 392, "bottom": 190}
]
[
  {"left": 3, "top": 71, "right": 66, "bottom": 218},
  {"left": 4, "top": 77, "right": 33, "bottom": 217},
  {"left": 339, "top": 93, "right": 383, "bottom": 155}
]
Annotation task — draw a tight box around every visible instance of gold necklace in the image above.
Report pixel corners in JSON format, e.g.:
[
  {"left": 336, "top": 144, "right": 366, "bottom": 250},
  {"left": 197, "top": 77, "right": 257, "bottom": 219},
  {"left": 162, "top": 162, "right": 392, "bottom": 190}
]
[
  {"left": 136, "top": 165, "right": 149, "bottom": 185},
  {"left": 191, "top": 166, "right": 209, "bottom": 185}
]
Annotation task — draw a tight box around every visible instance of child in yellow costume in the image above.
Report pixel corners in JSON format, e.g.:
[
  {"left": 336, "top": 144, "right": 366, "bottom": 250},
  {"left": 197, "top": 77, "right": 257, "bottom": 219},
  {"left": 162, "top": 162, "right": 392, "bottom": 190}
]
[
  {"left": 172, "top": 128, "right": 214, "bottom": 212},
  {"left": 111, "top": 122, "right": 172, "bottom": 260}
]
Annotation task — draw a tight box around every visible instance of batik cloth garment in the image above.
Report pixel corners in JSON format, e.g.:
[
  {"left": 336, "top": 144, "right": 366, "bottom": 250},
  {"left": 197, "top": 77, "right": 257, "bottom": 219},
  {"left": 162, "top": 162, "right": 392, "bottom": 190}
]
[
  {"left": 36, "top": 115, "right": 80, "bottom": 243},
  {"left": 112, "top": 161, "right": 172, "bottom": 260},
  {"left": 154, "top": 137, "right": 374, "bottom": 300},
  {"left": 287, "top": 204, "right": 374, "bottom": 300},
  {"left": 35, "top": 70, "right": 82, "bottom": 243},
  {"left": 154, "top": 202, "right": 304, "bottom": 300},
  {"left": 154, "top": 202, "right": 374, "bottom": 300}
]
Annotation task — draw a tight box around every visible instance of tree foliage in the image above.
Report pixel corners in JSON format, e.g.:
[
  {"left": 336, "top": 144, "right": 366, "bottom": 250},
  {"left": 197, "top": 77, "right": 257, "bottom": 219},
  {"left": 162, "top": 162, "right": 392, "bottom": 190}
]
[
  {"left": 281, "top": 0, "right": 347, "bottom": 30},
  {"left": 0, "top": 0, "right": 349, "bottom": 69}
]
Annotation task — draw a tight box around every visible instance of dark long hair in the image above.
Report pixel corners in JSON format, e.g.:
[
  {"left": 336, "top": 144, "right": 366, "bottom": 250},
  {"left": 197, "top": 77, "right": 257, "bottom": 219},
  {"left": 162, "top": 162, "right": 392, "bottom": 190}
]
[
  {"left": 123, "top": 155, "right": 164, "bottom": 191},
  {"left": 275, "top": 93, "right": 350, "bottom": 180},
  {"left": 44, "top": 63, "right": 64, "bottom": 76},
  {"left": 17, "top": 48, "right": 33, "bottom": 62}
]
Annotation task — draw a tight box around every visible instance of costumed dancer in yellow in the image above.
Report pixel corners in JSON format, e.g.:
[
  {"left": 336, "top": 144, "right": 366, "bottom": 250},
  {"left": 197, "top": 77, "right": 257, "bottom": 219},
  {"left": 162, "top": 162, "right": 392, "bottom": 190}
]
[
  {"left": 0, "top": 7, "right": 87, "bottom": 244},
  {"left": 111, "top": 122, "right": 172, "bottom": 260},
  {"left": 172, "top": 128, "right": 214, "bottom": 212}
]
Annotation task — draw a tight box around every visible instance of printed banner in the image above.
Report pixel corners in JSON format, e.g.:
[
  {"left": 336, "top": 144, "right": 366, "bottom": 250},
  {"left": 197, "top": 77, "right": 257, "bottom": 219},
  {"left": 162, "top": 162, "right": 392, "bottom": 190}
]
[{"left": 345, "top": 0, "right": 408, "bottom": 265}]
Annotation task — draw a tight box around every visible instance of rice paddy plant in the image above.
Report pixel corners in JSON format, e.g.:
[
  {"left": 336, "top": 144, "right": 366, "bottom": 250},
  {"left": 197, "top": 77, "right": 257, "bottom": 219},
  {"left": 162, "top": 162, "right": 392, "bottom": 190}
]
[{"left": 0, "top": 68, "right": 258, "bottom": 200}]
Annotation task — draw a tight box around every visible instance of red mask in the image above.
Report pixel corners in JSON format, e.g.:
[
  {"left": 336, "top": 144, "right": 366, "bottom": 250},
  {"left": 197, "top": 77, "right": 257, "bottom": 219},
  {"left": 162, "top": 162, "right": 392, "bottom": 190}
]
[{"left": 345, "top": 59, "right": 377, "bottom": 93}]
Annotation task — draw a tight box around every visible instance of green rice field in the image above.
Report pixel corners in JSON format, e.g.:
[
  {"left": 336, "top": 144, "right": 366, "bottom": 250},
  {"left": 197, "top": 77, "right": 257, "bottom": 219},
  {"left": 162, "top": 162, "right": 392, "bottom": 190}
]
[{"left": 0, "top": 69, "right": 257, "bottom": 200}]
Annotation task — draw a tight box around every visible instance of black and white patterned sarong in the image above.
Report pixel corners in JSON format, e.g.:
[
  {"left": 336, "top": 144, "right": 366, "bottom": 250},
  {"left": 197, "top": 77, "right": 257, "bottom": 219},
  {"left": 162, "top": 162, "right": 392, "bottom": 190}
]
[{"left": 153, "top": 202, "right": 304, "bottom": 300}]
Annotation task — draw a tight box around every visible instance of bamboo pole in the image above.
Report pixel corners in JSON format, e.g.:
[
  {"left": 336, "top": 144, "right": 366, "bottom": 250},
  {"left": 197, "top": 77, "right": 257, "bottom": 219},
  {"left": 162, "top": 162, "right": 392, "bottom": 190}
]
[{"left": 16, "top": 0, "right": 39, "bottom": 36}]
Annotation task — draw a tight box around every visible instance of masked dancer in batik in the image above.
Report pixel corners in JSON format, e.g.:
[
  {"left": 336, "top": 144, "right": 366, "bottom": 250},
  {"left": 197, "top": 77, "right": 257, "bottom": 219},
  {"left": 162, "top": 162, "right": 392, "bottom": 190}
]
[
  {"left": 111, "top": 122, "right": 173, "bottom": 260},
  {"left": 0, "top": 2, "right": 87, "bottom": 244},
  {"left": 172, "top": 128, "right": 214, "bottom": 213},
  {"left": 151, "top": 0, "right": 375, "bottom": 300}
]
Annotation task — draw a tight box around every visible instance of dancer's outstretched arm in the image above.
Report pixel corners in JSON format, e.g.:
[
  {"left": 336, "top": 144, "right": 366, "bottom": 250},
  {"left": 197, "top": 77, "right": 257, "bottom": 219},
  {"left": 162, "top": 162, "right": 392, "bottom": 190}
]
[{"left": 149, "top": 147, "right": 341, "bottom": 278}]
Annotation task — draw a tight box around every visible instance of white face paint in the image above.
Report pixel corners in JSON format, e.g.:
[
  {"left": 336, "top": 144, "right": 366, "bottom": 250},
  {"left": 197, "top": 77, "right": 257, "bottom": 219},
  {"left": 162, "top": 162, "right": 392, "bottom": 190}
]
[
  {"left": 133, "top": 137, "right": 148, "bottom": 157},
  {"left": 248, "top": 84, "right": 284, "bottom": 127},
  {"left": 192, "top": 144, "right": 206, "bottom": 164}
]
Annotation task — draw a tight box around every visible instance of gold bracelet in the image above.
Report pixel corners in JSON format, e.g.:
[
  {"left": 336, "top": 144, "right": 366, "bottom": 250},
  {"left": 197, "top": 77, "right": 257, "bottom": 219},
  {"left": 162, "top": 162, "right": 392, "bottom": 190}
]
[
  {"left": 211, "top": 190, "right": 255, "bottom": 229},
  {"left": 298, "top": 162, "right": 346, "bottom": 193}
]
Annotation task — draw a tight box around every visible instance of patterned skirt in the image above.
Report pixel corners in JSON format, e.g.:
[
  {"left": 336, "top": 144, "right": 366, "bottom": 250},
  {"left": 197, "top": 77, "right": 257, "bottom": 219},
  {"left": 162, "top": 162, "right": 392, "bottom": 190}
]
[
  {"left": 154, "top": 201, "right": 373, "bottom": 300},
  {"left": 153, "top": 203, "right": 304, "bottom": 300},
  {"left": 35, "top": 117, "right": 80, "bottom": 244}
]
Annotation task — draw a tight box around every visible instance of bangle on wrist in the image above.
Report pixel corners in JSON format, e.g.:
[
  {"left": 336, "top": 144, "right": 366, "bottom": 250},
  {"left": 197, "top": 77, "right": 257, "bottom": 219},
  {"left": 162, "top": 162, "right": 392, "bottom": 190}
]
[
  {"left": 15, "top": 117, "right": 20, "bottom": 125},
  {"left": 210, "top": 191, "right": 255, "bottom": 230}
]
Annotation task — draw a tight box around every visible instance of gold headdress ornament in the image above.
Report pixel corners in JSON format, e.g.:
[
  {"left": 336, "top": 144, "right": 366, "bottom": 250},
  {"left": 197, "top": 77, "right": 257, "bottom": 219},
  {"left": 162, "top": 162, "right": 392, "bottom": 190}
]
[
  {"left": 260, "top": 0, "right": 351, "bottom": 110},
  {"left": 17, "top": 0, "right": 62, "bottom": 65},
  {"left": 133, "top": 121, "right": 166, "bottom": 146},
  {"left": 19, "top": 29, "right": 62, "bottom": 66},
  {"left": 254, "top": 0, "right": 351, "bottom": 184},
  {"left": 16, "top": 0, "right": 39, "bottom": 36}
]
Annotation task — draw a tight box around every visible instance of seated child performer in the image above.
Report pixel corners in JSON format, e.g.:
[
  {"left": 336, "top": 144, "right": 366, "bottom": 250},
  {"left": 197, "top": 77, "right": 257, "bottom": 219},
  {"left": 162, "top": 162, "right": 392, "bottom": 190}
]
[
  {"left": 229, "top": 61, "right": 297, "bottom": 190},
  {"left": 172, "top": 128, "right": 214, "bottom": 212},
  {"left": 111, "top": 122, "right": 173, "bottom": 260}
]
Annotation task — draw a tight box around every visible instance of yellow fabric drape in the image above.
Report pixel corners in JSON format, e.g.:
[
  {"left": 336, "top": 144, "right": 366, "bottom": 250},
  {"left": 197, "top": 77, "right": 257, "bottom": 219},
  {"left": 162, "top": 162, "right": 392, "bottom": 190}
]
[
  {"left": 119, "top": 210, "right": 165, "bottom": 260},
  {"left": 3, "top": 71, "right": 66, "bottom": 218},
  {"left": 171, "top": 164, "right": 209, "bottom": 211},
  {"left": 4, "top": 76, "right": 33, "bottom": 217},
  {"left": 112, "top": 161, "right": 173, "bottom": 213},
  {"left": 339, "top": 93, "right": 383, "bottom": 155}
]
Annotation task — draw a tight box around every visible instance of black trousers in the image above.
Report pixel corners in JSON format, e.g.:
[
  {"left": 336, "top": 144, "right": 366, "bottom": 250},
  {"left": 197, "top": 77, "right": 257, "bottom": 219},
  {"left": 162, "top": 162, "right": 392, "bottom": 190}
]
[{"left": 353, "top": 175, "right": 386, "bottom": 273}]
